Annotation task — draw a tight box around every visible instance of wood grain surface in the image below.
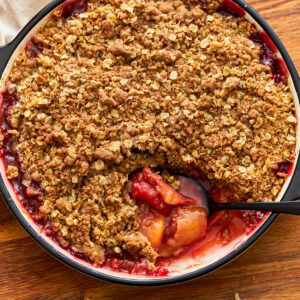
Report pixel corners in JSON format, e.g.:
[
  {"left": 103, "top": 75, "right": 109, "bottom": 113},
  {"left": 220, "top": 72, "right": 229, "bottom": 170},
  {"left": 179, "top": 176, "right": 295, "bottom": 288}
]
[{"left": 1, "top": 1, "right": 300, "bottom": 299}]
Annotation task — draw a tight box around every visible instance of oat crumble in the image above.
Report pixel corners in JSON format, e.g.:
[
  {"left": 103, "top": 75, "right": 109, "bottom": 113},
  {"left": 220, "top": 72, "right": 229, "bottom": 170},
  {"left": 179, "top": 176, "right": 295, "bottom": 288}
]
[{"left": 1, "top": 0, "right": 296, "bottom": 267}]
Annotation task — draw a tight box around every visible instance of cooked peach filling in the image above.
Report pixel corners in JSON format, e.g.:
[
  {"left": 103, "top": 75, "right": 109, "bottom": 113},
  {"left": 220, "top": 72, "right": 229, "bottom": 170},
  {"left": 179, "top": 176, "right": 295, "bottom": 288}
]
[{"left": 132, "top": 168, "right": 207, "bottom": 256}]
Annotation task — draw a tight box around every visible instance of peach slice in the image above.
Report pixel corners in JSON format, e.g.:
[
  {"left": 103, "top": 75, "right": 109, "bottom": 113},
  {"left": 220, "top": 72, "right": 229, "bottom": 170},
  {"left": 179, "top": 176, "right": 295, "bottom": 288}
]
[
  {"left": 131, "top": 171, "right": 172, "bottom": 216},
  {"left": 159, "top": 207, "right": 207, "bottom": 256},
  {"left": 139, "top": 213, "right": 165, "bottom": 249},
  {"left": 142, "top": 167, "right": 194, "bottom": 205},
  {"left": 157, "top": 180, "right": 187, "bottom": 205},
  {"left": 132, "top": 168, "right": 196, "bottom": 213}
]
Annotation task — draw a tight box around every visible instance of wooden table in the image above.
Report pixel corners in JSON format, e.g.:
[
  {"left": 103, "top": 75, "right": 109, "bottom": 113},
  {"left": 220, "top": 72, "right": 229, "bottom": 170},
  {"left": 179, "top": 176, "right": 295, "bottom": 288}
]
[{"left": 1, "top": 1, "right": 300, "bottom": 299}]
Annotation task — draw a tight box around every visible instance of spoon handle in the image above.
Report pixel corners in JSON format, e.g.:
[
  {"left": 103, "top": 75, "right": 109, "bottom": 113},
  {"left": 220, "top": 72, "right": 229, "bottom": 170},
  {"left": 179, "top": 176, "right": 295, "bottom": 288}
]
[{"left": 216, "top": 200, "right": 300, "bottom": 215}]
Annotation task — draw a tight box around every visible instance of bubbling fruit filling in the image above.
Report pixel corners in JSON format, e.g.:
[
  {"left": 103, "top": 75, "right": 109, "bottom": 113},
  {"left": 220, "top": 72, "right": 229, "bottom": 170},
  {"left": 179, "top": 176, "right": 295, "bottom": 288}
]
[
  {"left": 132, "top": 168, "right": 266, "bottom": 260},
  {"left": 132, "top": 168, "right": 208, "bottom": 256},
  {"left": 0, "top": 0, "right": 297, "bottom": 276}
]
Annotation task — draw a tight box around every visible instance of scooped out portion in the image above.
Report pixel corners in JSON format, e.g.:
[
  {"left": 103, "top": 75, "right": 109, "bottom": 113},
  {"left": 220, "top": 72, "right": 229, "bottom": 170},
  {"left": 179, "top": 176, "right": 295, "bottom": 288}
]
[
  {"left": 132, "top": 168, "right": 266, "bottom": 261},
  {"left": 132, "top": 168, "right": 208, "bottom": 257}
]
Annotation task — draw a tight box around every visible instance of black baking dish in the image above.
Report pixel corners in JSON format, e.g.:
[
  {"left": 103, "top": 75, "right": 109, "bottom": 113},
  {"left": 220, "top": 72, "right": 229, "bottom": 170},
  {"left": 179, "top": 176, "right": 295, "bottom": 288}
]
[{"left": 0, "top": 0, "right": 299, "bottom": 286}]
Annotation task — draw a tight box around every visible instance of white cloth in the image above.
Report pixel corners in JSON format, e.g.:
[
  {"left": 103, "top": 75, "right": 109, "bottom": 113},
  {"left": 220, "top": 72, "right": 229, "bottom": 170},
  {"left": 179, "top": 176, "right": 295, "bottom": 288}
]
[{"left": 0, "top": 0, "right": 51, "bottom": 46}]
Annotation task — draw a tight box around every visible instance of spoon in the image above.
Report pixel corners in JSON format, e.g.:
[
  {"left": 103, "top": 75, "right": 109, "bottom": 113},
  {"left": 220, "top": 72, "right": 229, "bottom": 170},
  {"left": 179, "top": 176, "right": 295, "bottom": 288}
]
[{"left": 178, "top": 175, "right": 300, "bottom": 216}]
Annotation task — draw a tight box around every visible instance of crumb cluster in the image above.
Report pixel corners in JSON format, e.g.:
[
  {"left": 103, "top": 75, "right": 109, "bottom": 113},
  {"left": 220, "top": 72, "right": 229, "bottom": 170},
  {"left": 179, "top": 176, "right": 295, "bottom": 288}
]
[{"left": 3, "top": 0, "right": 296, "bottom": 265}]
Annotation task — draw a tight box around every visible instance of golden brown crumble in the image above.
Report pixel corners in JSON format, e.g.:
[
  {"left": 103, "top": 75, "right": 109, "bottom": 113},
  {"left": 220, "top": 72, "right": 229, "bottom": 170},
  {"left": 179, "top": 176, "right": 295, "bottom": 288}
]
[
  {"left": 5, "top": 0, "right": 297, "bottom": 265},
  {"left": 6, "top": 165, "right": 19, "bottom": 179}
]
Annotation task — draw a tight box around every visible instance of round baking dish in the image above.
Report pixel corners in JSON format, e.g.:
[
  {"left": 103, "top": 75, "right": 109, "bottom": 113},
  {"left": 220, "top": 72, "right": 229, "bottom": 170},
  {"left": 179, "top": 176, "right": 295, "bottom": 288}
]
[{"left": 0, "top": 0, "right": 299, "bottom": 286}]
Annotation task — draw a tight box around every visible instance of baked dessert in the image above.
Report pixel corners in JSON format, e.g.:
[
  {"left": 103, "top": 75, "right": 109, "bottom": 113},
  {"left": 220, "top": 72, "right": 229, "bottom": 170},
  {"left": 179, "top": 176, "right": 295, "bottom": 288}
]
[{"left": 0, "top": 0, "right": 297, "bottom": 276}]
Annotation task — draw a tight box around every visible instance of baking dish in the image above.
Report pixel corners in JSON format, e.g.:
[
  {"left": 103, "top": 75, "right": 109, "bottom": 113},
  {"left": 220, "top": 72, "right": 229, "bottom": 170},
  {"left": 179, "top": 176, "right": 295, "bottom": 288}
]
[{"left": 0, "top": 0, "right": 299, "bottom": 286}]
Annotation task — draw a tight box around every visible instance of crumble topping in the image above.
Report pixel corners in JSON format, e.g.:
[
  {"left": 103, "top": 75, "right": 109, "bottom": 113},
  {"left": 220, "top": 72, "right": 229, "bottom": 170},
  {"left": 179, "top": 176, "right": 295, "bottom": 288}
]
[
  {"left": 6, "top": 165, "right": 19, "bottom": 179},
  {"left": 3, "top": 0, "right": 297, "bottom": 266}
]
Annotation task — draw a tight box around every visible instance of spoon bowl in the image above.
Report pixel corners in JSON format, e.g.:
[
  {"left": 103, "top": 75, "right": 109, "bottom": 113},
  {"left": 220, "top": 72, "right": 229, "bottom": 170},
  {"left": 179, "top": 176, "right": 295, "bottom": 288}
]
[
  {"left": 178, "top": 175, "right": 300, "bottom": 216},
  {"left": 178, "top": 175, "right": 210, "bottom": 214}
]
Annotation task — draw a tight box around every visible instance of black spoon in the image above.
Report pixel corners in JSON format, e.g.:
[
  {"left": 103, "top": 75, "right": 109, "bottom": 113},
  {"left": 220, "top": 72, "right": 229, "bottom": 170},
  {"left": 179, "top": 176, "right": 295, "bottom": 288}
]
[{"left": 178, "top": 175, "right": 300, "bottom": 216}]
